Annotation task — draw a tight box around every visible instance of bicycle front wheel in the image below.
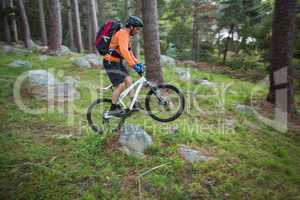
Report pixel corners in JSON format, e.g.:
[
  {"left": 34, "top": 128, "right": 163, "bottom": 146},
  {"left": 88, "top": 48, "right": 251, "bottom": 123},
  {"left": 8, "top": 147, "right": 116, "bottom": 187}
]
[
  {"left": 145, "top": 84, "right": 185, "bottom": 122},
  {"left": 87, "top": 98, "right": 124, "bottom": 134}
]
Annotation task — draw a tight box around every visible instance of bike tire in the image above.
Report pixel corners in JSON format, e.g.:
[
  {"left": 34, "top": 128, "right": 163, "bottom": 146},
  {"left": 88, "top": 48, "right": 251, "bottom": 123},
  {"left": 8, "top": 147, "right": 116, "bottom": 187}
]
[
  {"left": 87, "top": 98, "right": 124, "bottom": 134},
  {"left": 145, "top": 84, "right": 185, "bottom": 122}
]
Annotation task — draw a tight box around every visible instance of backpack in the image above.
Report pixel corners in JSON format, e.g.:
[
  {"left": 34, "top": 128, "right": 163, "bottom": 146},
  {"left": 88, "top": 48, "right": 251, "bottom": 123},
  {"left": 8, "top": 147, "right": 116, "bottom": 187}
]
[{"left": 95, "top": 19, "right": 122, "bottom": 56}]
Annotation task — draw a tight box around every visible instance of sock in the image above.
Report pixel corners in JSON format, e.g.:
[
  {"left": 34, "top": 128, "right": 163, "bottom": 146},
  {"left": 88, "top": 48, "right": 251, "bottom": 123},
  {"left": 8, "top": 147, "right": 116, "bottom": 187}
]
[{"left": 110, "top": 103, "right": 117, "bottom": 110}]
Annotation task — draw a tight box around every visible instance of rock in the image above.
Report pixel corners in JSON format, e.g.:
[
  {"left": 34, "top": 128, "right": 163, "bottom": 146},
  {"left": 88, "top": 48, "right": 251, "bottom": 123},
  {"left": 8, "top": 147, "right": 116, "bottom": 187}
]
[
  {"left": 160, "top": 54, "right": 176, "bottom": 67},
  {"left": 37, "top": 46, "right": 48, "bottom": 54},
  {"left": 235, "top": 104, "right": 254, "bottom": 115},
  {"left": 200, "top": 80, "right": 215, "bottom": 87},
  {"left": 22, "top": 70, "right": 58, "bottom": 100},
  {"left": 54, "top": 81, "right": 79, "bottom": 102},
  {"left": 73, "top": 58, "right": 91, "bottom": 69},
  {"left": 191, "top": 78, "right": 215, "bottom": 87},
  {"left": 58, "top": 45, "right": 71, "bottom": 56},
  {"left": 175, "top": 67, "right": 191, "bottom": 81},
  {"left": 83, "top": 54, "right": 103, "bottom": 68},
  {"left": 9, "top": 60, "right": 32, "bottom": 68},
  {"left": 63, "top": 76, "right": 79, "bottom": 87},
  {"left": 1, "top": 45, "right": 32, "bottom": 55},
  {"left": 88, "top": 58, "right": 103, "bottom": 68},
  {"left": 39, "top": 55, "right": 49, "bottom": 61},
  {"left": 2, "top": 45, "right": 13, "bottom": 53},
  {"left": 119, "top": 124, "right": 153, "bottom": 157},
  {"left": 178, "top": 145, "right": 213, "bottom": 163},
  {"left": 21, "top": 70, "right": 79, "bottom": 102},
  {"left": 83, "top": 53, "right": 98, "bottom": 60},
  {"left": 181, "top": 60, "right": 198, "bottom": 67}
]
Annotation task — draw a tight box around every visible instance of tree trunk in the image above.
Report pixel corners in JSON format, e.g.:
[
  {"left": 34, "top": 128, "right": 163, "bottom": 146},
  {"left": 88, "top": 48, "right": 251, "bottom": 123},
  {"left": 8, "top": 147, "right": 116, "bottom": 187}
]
[
  {"left": 142, "top": 0, "right": 163, "bottom": 84},
  {"left": 73, "top": 0, "right": 83, "bottom": 52},
  {"left": 192, "top": 0, "right": 200, "bottom": 61},
  {"left": 125, "top": 0, "right": 133, "bottom": 19},
  {"left": 38, "top": 0, "right": 47, "bottom": 46},
  {"left": 267, "top": 0, "right": 297, "bottom": 113},
  {"left": 3, "top": 0, "right": 12, "bottom": 44},
  {"left": 9, "top": 0, "right": 19, "bottom": 42},
  {"left": 133, "top": 0, "right": 141, "bottom": 59},
  {"left": 223, "top": 24, "right": 234, "bottom": 63},
  {"left": 47, "top": 0, "right": 62, "bottom": 52},
  {"left": 67, "top": 0, "right": 75, "bottom": 50},
  {"left": 88, "top": 0, "right": 98, "bottom": 53},
  {"left": 18, "top": 0, "right": 33, "bottom": 48}
]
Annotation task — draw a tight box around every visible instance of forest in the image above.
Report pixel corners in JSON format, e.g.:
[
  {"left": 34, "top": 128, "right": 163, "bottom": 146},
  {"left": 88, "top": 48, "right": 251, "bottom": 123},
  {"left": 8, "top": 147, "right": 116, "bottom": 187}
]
[{"left": 0, "top": 0, "right": 300, "bottom": 199}]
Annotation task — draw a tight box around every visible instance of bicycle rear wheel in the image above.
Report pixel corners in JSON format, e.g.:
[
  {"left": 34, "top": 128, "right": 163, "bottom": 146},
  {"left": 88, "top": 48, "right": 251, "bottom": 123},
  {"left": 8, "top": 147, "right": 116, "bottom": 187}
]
[
  {"left": 145, "top": 84, "right": 185, "bottom": 122},
  {"left": 87, "top": 98, "right": 124, "bottom": 134}
]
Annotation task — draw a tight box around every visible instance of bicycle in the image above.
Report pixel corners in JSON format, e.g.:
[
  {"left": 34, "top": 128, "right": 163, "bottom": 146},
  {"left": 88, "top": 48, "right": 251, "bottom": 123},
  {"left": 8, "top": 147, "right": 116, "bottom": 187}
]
[{"left": 87, "top": 71, "right": 185, "bottom": 134}]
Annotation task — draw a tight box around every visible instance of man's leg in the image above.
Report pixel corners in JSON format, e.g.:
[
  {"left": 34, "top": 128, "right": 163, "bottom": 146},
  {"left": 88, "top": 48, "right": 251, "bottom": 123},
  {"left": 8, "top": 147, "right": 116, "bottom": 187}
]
[
  {"left": 124, "top": 76, "right": 134, "bottom": 98},
  {"left": 124, "top": 76, "right": 142, "bottom": 110},
  {"left": 111, "top": 82, "right": 126, "bottom": 105}
]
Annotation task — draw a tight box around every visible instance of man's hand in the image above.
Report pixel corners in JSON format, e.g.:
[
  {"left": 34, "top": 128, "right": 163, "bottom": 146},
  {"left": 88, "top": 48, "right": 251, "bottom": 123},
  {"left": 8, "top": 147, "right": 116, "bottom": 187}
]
[{"left": 133, "top": 63, "right": 144, "bottom": 74}]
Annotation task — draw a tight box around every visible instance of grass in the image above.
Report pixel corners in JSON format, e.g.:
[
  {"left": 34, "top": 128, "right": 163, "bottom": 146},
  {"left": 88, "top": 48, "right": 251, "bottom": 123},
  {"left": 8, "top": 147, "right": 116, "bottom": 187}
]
[{"left": 0, "top": 49, "right": 300, "bottom": 200}]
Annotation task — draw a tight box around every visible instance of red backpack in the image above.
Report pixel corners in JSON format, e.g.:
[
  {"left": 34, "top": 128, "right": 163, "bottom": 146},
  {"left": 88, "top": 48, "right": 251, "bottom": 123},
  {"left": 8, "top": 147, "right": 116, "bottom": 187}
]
[{"left": 95, "top": 19, "right": 122, "bottom": 56}]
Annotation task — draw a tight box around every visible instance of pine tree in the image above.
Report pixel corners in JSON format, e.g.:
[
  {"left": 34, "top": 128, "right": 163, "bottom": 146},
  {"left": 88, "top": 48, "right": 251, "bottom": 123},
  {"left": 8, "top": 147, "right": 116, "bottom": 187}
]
[
  {"left": 267, "top": 0, "right": 297, "bottom": 113},
  {"left": 38, "top": 0, "right": 47, "bottom": 46},
  {"left": 18, "top": 0, "right": 33, "bottom": 48},
  {"left": 142, "top": 0, "right": 164, "bottom": 84}
]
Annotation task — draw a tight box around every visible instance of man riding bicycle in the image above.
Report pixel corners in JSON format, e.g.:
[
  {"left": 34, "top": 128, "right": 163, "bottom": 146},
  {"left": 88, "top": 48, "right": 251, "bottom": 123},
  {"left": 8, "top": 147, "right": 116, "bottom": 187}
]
[{"left": 103, "top": 16, "right": 144, "bottom": 117}]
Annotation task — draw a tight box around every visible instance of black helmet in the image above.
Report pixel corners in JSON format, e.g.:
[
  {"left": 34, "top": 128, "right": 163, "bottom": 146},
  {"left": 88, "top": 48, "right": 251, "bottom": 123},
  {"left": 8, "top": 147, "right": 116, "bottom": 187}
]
[{"left": 126, "top": 16, "right": 143, "bottom": 28}]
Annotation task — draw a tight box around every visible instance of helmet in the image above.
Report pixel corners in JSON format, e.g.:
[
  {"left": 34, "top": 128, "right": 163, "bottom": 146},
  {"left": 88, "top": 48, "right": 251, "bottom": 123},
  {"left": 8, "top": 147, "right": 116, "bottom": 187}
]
[{"left": 126, "top": 16, "right": 143, "bottom": 28}]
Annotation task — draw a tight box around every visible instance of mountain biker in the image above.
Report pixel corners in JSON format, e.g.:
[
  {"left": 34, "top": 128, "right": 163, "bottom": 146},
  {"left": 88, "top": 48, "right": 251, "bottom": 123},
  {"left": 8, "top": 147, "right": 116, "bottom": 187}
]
[{"left": 103, "top": 16, "right": 144, "bottom": 117}]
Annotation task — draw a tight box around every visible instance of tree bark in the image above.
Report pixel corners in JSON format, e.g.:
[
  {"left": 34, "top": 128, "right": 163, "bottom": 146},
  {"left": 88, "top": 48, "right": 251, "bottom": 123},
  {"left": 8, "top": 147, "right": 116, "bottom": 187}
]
[
  {"left": 9, "top": 0, "right": 19, "bottom": 42},
  {"left": 3, "top": 0, "right": 12, "bottom": 44},
  {"left": 267, "top": 0, "right": 297, "bottom": 113},
  {"left": 88, "top": 0, "right": 98, "bottom": 53},
  {"left": 47, "top": 0, "right": 62, "bottom": 52},
  {"left": 67, "top": 0, "right": 75, "bottom": 50},
  {"left": 133, "top": 0, "right": 141, "bottom": 59},
  {"left": 73, "top": 0, "right": 83, "bottom": 52},
  {"left": 142, "top": 0, "right": 163, "bottom": 84},
  {"left": 38, "top": 0, "right": 47, "bottom": 46},
  {"left": 125, "top": 0, "right": 133, "bottom": 19},
  {"left": 223, "top": 24, "right": 234, "bottom": 63},
  {"left": 192, "top": 0, "right": 200, "bottom": 61},
  {"left": 18, "top": 0, "right": 33, "bottom": 48}
]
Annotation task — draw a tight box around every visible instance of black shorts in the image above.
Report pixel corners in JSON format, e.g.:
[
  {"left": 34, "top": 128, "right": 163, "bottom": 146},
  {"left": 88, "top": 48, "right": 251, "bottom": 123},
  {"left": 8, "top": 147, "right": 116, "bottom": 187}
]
[{"left": 103, "top": 60, "right": 129, "bottom": 86}]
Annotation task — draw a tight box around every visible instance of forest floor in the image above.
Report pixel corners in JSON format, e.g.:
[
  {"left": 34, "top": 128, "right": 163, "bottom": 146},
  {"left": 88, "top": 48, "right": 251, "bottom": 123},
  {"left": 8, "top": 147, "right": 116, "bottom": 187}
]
[{"left": 0, "top": 50, "right": 300, "bottom": 200}]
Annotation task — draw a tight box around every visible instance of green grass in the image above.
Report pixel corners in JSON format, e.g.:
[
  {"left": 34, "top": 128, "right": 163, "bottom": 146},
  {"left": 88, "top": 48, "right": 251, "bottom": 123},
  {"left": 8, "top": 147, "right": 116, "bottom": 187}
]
[{"left": 0, "top": 50, "right": 299, "bottom": 200}]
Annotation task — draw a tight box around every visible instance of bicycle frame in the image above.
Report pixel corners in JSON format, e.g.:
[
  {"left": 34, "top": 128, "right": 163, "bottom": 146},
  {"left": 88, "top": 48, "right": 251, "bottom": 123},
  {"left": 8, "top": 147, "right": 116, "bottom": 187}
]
[{"left": 117, "top": 75, "right": 148, "bottom": 110}]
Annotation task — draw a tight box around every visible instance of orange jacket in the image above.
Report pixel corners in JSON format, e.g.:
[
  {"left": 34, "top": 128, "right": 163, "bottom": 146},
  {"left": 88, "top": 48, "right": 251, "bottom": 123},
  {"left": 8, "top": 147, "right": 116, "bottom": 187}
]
[{"left": 103, "top": 28, "right": 138, "bottom": 68}]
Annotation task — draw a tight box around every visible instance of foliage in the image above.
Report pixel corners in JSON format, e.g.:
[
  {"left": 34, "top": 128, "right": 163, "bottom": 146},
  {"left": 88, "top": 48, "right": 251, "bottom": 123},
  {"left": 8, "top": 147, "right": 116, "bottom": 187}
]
[{"left": 0, "top": 51, "right": 299, "bottom": 199}]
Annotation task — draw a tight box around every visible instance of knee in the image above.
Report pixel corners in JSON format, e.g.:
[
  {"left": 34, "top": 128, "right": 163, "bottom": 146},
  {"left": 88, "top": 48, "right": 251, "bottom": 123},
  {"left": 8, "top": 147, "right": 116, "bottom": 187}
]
[
  {"left": 125, "top": 76, "right": 133, "bottom": 86},
  {"left": 117, "top": 82, "right": 126, "bottom": 90}
]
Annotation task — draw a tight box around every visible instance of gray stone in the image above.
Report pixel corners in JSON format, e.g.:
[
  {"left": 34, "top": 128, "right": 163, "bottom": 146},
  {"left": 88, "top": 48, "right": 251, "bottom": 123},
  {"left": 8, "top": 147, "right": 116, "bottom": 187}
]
[
  {"left": 9, "top": 60, "right": 32, "bottom": 68},
  {"left": 119, "top": 124, "right": 153, "bottom": 157},
  {"left": 73, "top": 58, "right": 91, "bottom": 69},
  {"left": 58, "top": 45, "right": 71, "bottom": 56},
  {"left": 83, "top": 54, "right": 103, "bottom": 67},
  {"left": 21, "top": 70, "right": 79, "bottom": 102},
  {"left": 39, "top": 55, "right": 49, "bottom": 61},
  {"left": 200, "top": 80, "right": 215, "bottom": 87},
  {"left": 88, "top": 58, "right": 103, "bottom": 68},
  {"left": 83, "top": 54, "right": 98, "bottom": 60},
  {"left": 235, "top": 104, "right": 254, "bottom": 115},
  {"left": 1, "top": 45, "right": 32, "bottom": 55},
  {"left": 22, "top": 70, "right": 58, "bottom": 100},
  {"left": 2, "top": 45, "right": 13, "bottom": 53},
  {"left": 175, "top": 67, "right": 191, "bottom": 81},
  {"left": 178, "top": 145, "right": 212, "bottom": 163},
  {"left": 160, "top": 54, "right": 176, "bottom": 67}
]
